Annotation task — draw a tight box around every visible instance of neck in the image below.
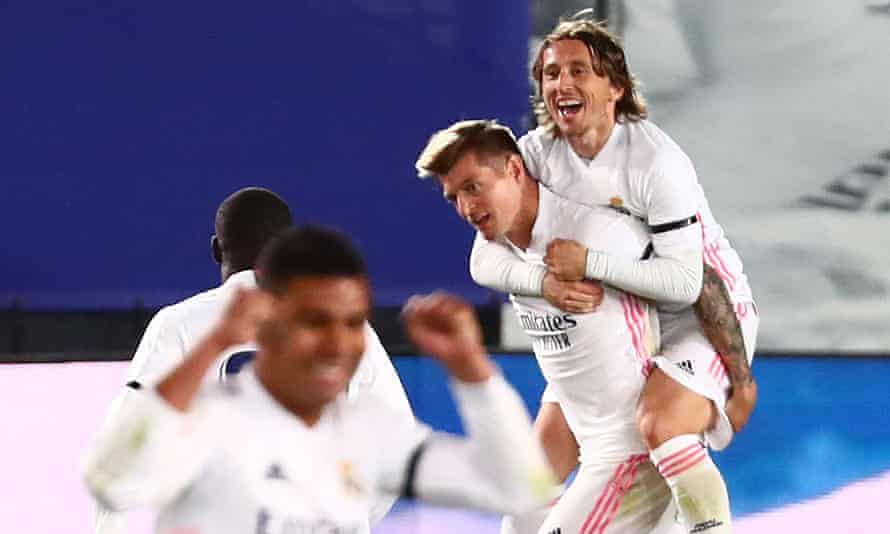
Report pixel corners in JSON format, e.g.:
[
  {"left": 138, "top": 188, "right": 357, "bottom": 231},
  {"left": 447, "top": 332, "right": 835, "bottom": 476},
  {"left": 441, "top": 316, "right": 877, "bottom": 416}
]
[
  {"left": 566, "top": 118, "right": 616, "bottom": 160},
  {"left": 221, "top": 263, "right": 251, "bottom": 284},
  {"left": 504, "top": 178, "right": 540, "bottom": 251},
  {"left": 254, "top": 359, "right": 324, "bottom": 426}
]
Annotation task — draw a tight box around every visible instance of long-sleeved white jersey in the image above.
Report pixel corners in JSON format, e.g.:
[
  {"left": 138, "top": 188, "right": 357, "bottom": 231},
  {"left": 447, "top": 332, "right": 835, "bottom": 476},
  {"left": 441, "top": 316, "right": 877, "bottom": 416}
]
[
  {"left": 83, "top": 370, "right": 559, "bottom": 534},
  {"left": 95, "top": 270, "right": 414, "bottom": 533},
  {"left": 472, "top": 120, "right": 754, "bottom": 307},
  {"left": 506, "top": 186, "right": 658, "bottom": 466}
]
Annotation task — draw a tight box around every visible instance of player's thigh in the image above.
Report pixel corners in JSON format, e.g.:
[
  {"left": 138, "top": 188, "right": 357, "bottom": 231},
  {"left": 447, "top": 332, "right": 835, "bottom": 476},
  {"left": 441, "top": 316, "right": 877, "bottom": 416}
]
[
  {"left": 646, "top": 306, "right": 759, "bottom": 448},
  {"left": 638, "top": 367, "right": 715, "bottom": 438},
  {"left": 535, "top": 401, "right": 579, "bottom": 482},
  {"left": 538, "top": 456, "right": 672, "bottom": 534}
]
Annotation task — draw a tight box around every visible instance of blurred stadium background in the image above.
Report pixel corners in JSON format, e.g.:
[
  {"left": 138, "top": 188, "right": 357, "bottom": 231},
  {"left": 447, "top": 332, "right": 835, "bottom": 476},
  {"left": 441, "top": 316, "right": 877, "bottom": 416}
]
[{"left": 1, "top": 1, "right": 888, "bottom": 532}]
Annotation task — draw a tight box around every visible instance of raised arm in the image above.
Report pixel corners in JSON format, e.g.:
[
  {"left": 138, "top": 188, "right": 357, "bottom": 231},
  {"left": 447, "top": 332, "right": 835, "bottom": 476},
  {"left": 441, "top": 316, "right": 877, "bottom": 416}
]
[
  {"left": 383, "top": 293, "right": 561, "bottom": 515},
  {"left": 83, "top": 289, "right": 270, "bottom": 511}
]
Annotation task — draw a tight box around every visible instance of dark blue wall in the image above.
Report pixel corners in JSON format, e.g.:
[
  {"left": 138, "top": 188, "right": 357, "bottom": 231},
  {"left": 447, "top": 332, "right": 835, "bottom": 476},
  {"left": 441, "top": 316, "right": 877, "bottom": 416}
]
[{"left": 1, "top": 1, "right": 529, "bottom": 308}]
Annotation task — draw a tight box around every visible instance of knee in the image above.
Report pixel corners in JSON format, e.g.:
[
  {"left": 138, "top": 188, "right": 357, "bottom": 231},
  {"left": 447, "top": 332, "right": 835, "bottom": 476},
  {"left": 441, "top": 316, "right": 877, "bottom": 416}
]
[{"left": 635, "top": 402, "right": 676, "bottom": 450}]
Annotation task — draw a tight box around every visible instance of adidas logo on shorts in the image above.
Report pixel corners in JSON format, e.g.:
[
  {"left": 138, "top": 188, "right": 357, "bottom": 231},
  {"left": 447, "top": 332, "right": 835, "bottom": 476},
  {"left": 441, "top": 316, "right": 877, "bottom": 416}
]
[{"left": 676, "top": 359, "right": 695, "bottom": 375}]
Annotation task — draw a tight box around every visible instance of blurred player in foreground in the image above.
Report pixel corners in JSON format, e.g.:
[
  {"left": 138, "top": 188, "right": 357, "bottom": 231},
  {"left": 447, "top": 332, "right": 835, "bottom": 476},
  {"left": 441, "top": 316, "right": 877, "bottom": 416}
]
[
  {"left": 83, "top": 226, "right": 559, "bottom": 533},
  {"left": 93, "top": 188, "right": 413, "bottom": 533}
]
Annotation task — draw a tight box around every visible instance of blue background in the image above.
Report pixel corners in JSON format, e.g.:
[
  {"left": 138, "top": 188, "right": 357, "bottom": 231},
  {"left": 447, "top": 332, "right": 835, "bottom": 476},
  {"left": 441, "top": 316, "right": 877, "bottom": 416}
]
[
  {"left": 1, "top": 1, "right": 529, "bottom": 308},
  {"left": 395, "top": 355, "right": 890, "bottom": 517}
]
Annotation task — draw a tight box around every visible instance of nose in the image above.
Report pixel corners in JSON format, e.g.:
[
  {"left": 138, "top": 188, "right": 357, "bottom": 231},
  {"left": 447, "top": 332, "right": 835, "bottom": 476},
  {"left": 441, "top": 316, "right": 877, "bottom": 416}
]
[
  {"left": 321, "top": 323, "right": 364, "bottom": 361},
  {"left": 456, "top": 193, "right": 474, "bottom": 221},
  {"left": 556, "top": 69, "right": 573, "bottom": 91}
]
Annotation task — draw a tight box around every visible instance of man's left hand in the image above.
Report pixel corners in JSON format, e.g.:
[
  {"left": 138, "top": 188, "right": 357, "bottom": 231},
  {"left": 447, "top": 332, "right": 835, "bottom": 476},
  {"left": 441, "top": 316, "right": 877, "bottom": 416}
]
[{"left": 544, "top": 239, "right": 588, "bottom": 282}]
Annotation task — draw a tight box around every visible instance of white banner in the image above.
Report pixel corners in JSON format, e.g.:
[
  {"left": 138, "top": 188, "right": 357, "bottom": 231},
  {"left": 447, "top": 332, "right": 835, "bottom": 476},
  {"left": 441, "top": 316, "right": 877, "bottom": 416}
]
[{"left": 618, "top": 0, "right": 890, "bottom": 351}]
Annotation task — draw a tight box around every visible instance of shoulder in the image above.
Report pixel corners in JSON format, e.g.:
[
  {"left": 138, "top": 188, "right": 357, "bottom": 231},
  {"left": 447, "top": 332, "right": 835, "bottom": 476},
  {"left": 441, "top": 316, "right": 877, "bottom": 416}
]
[
  {"left": 519, "top": 127, "right": 558, "bottom": 159},
  {"left": 153, "top": 285, "right": 231, "bottom": 340},
  {"left": 626, "top": 120, "right": 693, "bottom": 173}
]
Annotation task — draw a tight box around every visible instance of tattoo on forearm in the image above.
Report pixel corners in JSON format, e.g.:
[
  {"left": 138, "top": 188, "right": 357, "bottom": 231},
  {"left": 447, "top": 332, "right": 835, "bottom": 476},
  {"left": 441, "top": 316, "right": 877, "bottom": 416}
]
[{"left": 694, "top": 264, "right": 753, "bottom": 387}]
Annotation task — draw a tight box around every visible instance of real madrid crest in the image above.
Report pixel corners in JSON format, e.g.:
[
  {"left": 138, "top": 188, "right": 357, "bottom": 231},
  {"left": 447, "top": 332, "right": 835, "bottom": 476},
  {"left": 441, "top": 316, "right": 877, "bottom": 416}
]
[{"left": 339, "top": 460, "right": 365, "bottom": 496}]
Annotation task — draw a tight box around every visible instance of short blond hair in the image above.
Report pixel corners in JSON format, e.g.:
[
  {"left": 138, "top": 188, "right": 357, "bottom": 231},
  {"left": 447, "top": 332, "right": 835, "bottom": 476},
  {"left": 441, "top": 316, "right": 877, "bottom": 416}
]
[
  {"left": 415, "top": 119, "right": 520, "bottom": 178},
  {"left": 531, "top": 16, "right": 647, "bottom": 136}
]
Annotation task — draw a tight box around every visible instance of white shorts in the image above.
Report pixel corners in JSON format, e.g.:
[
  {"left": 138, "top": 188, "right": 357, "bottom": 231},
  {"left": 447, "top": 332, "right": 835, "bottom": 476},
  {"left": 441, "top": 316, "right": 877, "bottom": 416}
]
[
  {"left": 652, "top": 301, "right": 759, "bottom": 451},
  {"left": 537, "top": 454, "right": 679, "bottom": 534}
]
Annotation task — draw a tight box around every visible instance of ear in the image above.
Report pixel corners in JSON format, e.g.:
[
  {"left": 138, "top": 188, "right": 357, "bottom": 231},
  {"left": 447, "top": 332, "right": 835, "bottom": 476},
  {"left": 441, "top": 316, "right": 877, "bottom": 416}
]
[
  {"left": 211, "top": 235, "right": 222, "bottom": 264},
  {"left": 610, "top": 85, "right": 625, "bottom": 103},
  {"left": 506, "top": 153, "right": 525, "bottom": 182}
]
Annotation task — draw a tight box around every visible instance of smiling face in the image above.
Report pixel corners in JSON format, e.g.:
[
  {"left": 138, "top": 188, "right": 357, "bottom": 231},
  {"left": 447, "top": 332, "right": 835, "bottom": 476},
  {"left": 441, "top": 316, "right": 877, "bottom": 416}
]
[
  {"left": 539, "top": 38, "right": 624, "bottom": 139},
  {"left": 255, "top": 275, "right": 369, "bottom": 416},
  {"left": 438, "top": 150, "right": 524, "bottom": 241}
]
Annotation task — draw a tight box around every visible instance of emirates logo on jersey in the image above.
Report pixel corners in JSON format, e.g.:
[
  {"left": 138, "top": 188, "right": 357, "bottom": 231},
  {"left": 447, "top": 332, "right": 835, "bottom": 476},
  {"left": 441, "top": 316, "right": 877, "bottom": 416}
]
[{"left": 517, "top": 311, "right": 578, "bottom": 334}]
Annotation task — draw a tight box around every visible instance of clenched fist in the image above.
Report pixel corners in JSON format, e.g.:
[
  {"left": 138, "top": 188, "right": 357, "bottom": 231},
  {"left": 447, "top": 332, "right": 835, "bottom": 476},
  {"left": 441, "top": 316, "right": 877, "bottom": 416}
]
[
  {"left": 544, "top": 239, "right": 588, "bottom": 282},
  {"left": 212, "top": 288, "right": 274, "bottom": 349},
  {"left": 402, "top": 292, "right": 494, "bottom": 383}
]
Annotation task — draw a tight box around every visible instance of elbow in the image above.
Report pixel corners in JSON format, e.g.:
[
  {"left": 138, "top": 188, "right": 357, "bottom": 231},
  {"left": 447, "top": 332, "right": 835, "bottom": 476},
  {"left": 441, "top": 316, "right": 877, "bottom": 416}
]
[
  {"left": 468, "top": 255, "right": 489, "bottom": 286},
  {"left": 498, "top": 466, "right": 562, "bottom": 517},
  {"left": 468, "top": 245, "right": 499, "bottom": 288},
  {"left": 671, "top": 262, "right": 703, "bottom": 306},
  {"left": 659, "top": 276, "right": 701, "bottom": 307},
  {"left": 83, "top": 465, "right": 124, "bottom": 512}
]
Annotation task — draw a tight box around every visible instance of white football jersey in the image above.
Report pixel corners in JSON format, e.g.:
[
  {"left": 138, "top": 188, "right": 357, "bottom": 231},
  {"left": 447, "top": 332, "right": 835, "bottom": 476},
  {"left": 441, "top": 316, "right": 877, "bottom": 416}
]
[
  {"left": 507, "top": 187, "right": 657, "bottom": 465},
  {"left": 97, "top": 270, "right": 412, "bottom": 534},
  {"left": 84, "top": 372, "right": 559, "bottom": 534},
  {"left": 520, "top": 120, "right": 753, "bottom": 304}
]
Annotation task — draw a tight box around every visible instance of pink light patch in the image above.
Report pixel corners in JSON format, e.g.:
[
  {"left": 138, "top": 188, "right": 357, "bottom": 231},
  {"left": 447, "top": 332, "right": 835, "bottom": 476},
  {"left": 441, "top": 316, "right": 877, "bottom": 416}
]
[{"left": 736, "top": 470, "right": 890, "bottom": 533}]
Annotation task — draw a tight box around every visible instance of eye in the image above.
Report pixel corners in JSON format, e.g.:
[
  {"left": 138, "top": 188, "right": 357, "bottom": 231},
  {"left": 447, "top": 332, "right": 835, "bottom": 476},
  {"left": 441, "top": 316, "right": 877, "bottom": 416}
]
[{"left": 465, "top": 182, "right": 481, "bottom": 194}]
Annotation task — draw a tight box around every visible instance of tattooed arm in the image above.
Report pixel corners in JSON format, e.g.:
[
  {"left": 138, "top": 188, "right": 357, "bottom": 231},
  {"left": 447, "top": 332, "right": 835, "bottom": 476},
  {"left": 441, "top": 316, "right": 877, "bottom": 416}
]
[{"left": 694, "top": 264, "right": 757, "bottom": 432}]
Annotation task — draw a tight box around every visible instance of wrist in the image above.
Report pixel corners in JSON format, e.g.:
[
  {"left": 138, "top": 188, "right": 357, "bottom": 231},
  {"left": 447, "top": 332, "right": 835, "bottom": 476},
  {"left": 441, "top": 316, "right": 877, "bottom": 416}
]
[
  {"left": 446, "top": 348, "right": 495, "bottom": 383},
  {"left": 585, "top": 249, "right": 605, "bottom": 280},
  {"left": 204, "top": 329, "right": 236, "bottom": 357}
]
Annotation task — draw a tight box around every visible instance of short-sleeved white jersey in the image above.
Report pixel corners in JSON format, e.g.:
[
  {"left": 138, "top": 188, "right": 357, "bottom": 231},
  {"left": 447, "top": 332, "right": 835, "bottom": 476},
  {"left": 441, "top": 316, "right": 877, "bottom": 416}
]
[
  {"left": 507, "top": 187, "right": 657, "bottom": 465},
  {"left": 84, "top": 372, "right": 559, "bottom": 533},
  {"left": 519, "top": 120, "right": 753, "bottom": 304}
]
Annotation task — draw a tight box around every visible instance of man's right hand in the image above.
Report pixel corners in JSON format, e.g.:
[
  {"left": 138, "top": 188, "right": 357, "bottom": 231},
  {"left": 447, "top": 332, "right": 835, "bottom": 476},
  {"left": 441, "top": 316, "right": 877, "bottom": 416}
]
[
  {"left": 542, "top": 272, "right": 604, "bottom": 314},
  {"left": 211, "top": 288, "right": 274, "bottom": 349}
]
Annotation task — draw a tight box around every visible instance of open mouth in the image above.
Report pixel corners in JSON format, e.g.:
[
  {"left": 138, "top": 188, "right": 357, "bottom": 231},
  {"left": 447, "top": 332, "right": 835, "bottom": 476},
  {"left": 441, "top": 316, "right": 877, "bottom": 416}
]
[
  {"left": 556, "top": 98, "right": 583, "bottom": 120},
  {"left": 311, "top": 362, "right": 346, "bottom": 386},
  {"left": 471, "top": 213, "right": 492, "bottom": 230}
]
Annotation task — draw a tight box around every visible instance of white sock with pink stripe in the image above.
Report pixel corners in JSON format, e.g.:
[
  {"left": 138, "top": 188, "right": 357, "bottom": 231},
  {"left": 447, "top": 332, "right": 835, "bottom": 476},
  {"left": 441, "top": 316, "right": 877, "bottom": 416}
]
[{"left": 650, "top": 435, "right": 731, "bottom": 533}]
